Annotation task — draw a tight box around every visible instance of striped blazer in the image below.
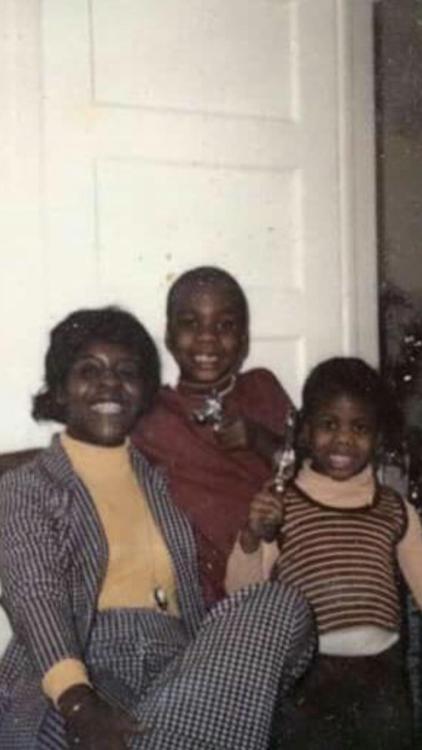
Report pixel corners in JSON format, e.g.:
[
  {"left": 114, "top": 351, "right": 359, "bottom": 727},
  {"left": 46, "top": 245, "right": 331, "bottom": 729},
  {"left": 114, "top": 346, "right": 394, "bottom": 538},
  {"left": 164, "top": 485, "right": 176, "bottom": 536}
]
[{"left": 0, "top": 436, "right": 205, "bottom": 746}]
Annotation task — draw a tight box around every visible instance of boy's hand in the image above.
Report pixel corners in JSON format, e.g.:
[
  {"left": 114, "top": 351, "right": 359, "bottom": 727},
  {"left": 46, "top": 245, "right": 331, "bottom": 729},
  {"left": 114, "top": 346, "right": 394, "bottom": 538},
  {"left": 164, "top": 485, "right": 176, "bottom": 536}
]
[
  {"left": 214, "top": 416, "right": 250, "bottom": 450},
  {"left": 240, "top": 486, "right": 284, "bottom": 550},
  {"left": 215, "top": 417, "right": 282, "bottom": 468}
]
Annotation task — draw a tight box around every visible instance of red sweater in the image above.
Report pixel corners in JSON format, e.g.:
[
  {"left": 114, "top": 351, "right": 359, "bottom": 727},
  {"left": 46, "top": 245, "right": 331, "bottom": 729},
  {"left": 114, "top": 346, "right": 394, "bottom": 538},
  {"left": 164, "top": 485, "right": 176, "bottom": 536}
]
[{"left": 132, "top": 368, "right": 291, "bottom": 605}]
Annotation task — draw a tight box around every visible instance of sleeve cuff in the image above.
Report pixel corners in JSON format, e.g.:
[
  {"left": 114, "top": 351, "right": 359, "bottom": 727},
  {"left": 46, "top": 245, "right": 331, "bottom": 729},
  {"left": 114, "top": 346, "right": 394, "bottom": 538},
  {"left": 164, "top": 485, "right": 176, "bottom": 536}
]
[{"left": 42, "top": 657, "right": 91, "bottom": 707}]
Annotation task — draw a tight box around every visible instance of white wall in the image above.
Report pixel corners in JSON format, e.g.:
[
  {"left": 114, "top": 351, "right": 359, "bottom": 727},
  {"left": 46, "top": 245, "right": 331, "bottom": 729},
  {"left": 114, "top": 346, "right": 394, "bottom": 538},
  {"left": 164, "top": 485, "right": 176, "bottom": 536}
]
[{"left": 0, "top": 0, "right": 378, "bottom": 454}]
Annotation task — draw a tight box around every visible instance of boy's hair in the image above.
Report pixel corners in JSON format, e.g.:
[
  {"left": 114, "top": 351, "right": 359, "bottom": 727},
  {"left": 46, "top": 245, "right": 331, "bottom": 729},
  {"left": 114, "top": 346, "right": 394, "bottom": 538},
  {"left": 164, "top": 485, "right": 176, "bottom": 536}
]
[
  {"left": 300, "top": 356, "right": 402, "bottom": 446},
  {"left": 32, "top": 306, "right": 160, "bottom": 424},
  {"left": 166, "top": 266, "right": 249, "bottom": 329}
]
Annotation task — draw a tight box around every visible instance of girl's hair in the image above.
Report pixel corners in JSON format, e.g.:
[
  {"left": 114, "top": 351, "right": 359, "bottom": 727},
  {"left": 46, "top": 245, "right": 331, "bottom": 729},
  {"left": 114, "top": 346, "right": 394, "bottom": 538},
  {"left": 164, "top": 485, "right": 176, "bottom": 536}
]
[
  {"left": 300, "top": 356, "right": 402, "bottom": 448},
  {"left": 166, "top": 266, "right": 249, "bottom": 329},
  {"left": 32, "top": 306, "right": 160, "bottom": 424}
]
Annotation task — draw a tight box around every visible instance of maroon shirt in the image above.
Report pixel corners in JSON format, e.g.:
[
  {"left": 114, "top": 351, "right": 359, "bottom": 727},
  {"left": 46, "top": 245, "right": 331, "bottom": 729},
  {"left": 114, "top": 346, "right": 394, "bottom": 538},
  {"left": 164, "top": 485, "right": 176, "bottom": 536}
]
[{"left": 132, "top": 368, "right": 291, "bottom": 606}]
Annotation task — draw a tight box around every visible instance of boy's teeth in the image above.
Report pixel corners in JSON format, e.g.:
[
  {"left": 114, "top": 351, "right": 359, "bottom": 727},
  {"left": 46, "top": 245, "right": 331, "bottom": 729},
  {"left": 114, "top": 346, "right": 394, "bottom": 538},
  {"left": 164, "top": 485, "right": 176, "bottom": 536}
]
[
  {"left": 91, "top": 402, "right": 122, "bottom": 415},
  {"left": 195, "top": 355, "right": 217, "bottom": 363}
]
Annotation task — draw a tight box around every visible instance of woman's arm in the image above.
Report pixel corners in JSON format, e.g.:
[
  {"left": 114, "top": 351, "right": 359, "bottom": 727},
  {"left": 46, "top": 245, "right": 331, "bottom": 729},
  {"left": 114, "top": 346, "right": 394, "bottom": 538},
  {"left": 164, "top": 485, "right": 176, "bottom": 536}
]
[{"left": 0, "top": 474, "right": 81, "bottom": 677}]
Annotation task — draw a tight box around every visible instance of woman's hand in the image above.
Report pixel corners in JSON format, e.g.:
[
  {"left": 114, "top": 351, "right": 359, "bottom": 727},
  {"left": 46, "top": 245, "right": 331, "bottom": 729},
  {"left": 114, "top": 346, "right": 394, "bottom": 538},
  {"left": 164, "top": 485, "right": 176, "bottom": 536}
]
[
  {"left": 58, "top": 684, "right": 145, "bottom": 750},
  {"left": 240, "top": 487, "right": 284, "bottom": 550}
]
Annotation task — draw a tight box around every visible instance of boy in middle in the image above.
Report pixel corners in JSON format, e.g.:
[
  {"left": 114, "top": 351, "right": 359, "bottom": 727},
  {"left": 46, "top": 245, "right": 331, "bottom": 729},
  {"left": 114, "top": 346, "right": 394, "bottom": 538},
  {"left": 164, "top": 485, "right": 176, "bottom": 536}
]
[{"left": 132, "top": 265, "right": 292, "bottom": 607}]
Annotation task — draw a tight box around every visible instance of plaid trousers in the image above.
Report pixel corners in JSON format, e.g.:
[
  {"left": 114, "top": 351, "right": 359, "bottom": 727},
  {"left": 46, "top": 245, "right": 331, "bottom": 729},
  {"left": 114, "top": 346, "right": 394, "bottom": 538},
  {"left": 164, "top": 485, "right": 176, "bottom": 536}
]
[{"left": 37, "top": 581, "right": 314, "bottom": 750}]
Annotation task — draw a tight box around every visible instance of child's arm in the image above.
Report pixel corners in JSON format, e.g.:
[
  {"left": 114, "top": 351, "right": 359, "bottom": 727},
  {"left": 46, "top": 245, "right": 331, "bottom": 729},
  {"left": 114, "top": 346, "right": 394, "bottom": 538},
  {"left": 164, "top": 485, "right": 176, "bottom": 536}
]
[
  {"left": 225, "top": 487, "right": 282, "bottom": 593},
  {"left": 397, "top": 499, "right": 422, "bottom": 609}
]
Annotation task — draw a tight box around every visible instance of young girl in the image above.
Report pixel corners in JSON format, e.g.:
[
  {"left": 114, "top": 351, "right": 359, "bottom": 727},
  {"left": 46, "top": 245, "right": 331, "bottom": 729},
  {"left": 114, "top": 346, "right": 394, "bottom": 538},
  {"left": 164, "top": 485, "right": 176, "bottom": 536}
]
[
  {"left": 226, "top": 357, "right": 422, "bottom": 749},
  {"left": 131, "top": 266, "right": 292, "bottom": 606}
]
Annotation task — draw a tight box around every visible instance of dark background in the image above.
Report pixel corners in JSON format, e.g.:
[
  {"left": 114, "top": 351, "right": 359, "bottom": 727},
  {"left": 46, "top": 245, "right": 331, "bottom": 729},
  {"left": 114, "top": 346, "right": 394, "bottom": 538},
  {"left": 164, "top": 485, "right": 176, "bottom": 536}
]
[{"left": 376, "top": 0, "right": 422, "bottom": 370}]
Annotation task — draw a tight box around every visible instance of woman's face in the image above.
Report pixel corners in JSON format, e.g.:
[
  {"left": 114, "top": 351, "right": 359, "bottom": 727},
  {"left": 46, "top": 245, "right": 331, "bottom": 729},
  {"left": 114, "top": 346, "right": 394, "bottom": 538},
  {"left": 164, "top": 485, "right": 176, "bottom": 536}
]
[{"left": 59, "top": 339, "right": 144, "bottom": 446}]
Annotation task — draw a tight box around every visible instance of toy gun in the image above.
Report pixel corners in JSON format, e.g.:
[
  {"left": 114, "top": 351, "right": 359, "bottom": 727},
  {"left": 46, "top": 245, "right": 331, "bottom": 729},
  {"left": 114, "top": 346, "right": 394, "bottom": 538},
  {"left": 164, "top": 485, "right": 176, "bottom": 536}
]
[{"left": 272, "top": 408, "right": 296, "bottom": 494}]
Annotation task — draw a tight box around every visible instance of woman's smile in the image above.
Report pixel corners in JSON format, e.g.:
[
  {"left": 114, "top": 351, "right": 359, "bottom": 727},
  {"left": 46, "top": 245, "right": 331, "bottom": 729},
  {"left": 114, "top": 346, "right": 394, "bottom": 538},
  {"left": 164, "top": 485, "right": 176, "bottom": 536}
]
[{"left": 59, "top": 340, "right": 144, "bottom": 446}]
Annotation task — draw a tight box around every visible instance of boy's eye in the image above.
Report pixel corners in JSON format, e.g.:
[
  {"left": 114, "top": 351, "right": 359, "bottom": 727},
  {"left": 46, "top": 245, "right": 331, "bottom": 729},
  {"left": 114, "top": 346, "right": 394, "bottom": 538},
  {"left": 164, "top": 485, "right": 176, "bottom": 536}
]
[
  {"left": 176, "top": 316, "right": 198, "bottom": 330},
  {"left": 217, "top": 318, "right": 237, "bottom": 333}
]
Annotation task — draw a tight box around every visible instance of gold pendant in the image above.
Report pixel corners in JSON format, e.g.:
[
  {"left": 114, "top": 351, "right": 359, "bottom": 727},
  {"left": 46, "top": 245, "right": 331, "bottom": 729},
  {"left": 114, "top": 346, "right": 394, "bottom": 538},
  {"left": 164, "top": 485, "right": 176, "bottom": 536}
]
[{"left": 153, "top": 586, "right": 168, "bottom": 612}]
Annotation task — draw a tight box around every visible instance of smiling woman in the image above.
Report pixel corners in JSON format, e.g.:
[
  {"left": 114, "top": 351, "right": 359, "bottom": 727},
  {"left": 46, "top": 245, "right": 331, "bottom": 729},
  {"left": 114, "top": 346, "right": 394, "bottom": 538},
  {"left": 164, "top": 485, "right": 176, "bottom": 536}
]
[
  {"left": 57, "top": 341, "right": 145, "bottom": 447},
  {"left": 0, "top": 305, "right": 314, "bottom": 750}
]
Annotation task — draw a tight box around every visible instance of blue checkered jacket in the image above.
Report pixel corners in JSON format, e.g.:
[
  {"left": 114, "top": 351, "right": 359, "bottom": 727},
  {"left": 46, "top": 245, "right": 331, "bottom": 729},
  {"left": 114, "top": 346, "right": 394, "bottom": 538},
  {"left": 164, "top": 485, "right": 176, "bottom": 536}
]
[{"left": 0, "top": 436, "right": 205, "bottom": 745}]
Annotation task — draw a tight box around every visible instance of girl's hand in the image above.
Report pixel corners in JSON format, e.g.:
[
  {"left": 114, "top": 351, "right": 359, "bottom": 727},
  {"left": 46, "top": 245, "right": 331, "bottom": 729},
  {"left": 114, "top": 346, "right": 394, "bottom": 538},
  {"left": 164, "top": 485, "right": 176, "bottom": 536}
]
[
  {"left": 246, "top": 487, "right": 284, "bottom": 544},
  {"left": 58, "top": 684, "right": 146, "bottom": 750}
]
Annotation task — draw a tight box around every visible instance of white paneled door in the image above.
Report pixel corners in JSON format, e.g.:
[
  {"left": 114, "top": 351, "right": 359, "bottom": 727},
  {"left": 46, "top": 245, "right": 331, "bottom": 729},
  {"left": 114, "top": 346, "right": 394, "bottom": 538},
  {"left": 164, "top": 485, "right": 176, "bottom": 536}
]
[{"left": 1, "top": 0, "right": 378, "bottom": 449}]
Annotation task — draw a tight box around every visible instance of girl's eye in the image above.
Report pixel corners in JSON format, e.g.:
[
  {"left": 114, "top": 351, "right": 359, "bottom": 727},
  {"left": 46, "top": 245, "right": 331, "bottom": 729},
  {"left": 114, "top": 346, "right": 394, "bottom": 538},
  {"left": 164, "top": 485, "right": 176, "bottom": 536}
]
[
  {"left": 315, "top": 417, "right": 337, "bottom": 431},
  {"left": 353, "top": 422, "right": 370, "bottom": 435}
]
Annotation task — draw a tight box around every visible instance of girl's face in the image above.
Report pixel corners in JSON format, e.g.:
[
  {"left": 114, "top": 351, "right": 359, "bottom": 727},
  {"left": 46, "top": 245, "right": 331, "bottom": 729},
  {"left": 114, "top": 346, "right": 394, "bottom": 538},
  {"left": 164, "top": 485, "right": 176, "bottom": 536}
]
[
  {"left": 58, "top": 339, "right": 144, "bottom": 446},
  {"left": 166, "top": 280, "right": 247, "bottom": 386},
  {"left": 304, "top": 393, "right": 378, "bottom": 481}
]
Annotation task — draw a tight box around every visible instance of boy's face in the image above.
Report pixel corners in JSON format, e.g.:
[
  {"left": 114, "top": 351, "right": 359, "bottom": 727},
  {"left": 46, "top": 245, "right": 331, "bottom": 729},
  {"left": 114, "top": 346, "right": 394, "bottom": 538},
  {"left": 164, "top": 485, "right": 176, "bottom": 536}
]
[
  {"left": 166, "top": 280, "right": 247, "bottom": 385},
  {"left": 304, "top": 394, "right": 378, "bottom": 481}
]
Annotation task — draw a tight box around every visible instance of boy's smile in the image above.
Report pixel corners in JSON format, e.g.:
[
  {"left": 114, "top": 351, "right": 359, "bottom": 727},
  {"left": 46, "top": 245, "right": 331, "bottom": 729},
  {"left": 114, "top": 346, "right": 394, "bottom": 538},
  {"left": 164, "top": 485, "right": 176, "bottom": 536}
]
[
  {"left": 166, "top": 281, "right": 247, "bottom": 386},
  {"left": 304, "top": 394, "right": 378, "bottom": 481}
]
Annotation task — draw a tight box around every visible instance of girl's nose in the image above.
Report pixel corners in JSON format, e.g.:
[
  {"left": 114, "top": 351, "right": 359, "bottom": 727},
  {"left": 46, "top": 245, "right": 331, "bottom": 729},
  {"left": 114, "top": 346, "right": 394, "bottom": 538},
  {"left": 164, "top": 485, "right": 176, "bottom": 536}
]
[{"left": 336, "top": 426, "right": 353, "bottom": 445}]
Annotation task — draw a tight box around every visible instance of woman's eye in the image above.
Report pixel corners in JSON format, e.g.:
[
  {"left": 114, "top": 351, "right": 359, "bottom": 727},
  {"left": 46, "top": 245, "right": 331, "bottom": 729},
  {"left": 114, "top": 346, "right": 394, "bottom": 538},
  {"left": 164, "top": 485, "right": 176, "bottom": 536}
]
[
  {"left": 77, "top": 363, "right": 101, "bottom": 379},
  {"left": 117, "top": 364, "right": 142, "bottom": 381}
]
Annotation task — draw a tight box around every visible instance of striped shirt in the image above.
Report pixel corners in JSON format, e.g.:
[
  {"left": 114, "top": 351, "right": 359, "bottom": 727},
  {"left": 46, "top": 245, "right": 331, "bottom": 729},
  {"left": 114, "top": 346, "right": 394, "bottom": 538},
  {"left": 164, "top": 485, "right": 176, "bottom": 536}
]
[{"left": 275, "top": 482, "right": 407, "bottom": 634}]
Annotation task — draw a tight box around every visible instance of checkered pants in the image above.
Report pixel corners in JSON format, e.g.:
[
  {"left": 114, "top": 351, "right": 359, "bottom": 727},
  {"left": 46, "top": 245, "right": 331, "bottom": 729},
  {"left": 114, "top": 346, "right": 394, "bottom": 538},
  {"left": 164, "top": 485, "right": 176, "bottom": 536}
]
[{"left": 37, "top": 581, "right": 314, "bottom": 750}]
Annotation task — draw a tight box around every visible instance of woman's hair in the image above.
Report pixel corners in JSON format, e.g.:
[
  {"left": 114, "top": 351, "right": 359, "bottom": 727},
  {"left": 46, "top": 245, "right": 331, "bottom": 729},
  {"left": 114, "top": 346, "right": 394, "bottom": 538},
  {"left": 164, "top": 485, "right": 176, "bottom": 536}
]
[
  {"left": 300, "top": 356, "right": 402, "bottom": 448},
  {"left": 166, "top": 266, "right": 249, "bottom": 329},
  {"left": 32, "top": 306, "right": 160, "bottom": 423}
]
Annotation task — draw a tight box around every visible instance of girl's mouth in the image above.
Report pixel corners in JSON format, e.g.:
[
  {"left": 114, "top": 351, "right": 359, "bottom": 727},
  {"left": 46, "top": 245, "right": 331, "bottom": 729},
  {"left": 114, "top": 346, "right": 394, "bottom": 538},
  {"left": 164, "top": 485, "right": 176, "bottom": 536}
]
[{"left": 328, "top": 454, "right": 354, "bottom": 469}]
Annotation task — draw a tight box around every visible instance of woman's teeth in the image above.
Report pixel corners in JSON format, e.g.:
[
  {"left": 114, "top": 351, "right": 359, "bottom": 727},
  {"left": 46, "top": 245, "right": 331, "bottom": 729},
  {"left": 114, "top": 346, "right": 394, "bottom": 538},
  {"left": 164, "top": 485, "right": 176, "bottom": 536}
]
[{"left": 91, "top": 402, "right": 122, "bottom": 415}]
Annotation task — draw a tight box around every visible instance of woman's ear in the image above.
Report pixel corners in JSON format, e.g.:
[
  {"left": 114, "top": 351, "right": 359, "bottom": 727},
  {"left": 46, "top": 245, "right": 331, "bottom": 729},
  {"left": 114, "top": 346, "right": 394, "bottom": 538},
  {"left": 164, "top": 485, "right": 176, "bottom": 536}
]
[{"left": 55, "top": 385, "right": 67, "bottom": 407}]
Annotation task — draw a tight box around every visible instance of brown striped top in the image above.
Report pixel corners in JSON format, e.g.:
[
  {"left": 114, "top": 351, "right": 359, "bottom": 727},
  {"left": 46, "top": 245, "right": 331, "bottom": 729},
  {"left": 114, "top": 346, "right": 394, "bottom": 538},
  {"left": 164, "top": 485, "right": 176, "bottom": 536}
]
[{"left": 274, "top": 482, "right": 407, "bottom": 634}]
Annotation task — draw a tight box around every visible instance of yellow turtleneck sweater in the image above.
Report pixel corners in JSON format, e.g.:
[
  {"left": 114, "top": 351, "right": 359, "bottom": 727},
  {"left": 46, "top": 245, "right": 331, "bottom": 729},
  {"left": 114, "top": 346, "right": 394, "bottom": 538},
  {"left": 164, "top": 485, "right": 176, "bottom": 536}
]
[{"left": 42, "top": 432, "right": 179, "bottom": 705}]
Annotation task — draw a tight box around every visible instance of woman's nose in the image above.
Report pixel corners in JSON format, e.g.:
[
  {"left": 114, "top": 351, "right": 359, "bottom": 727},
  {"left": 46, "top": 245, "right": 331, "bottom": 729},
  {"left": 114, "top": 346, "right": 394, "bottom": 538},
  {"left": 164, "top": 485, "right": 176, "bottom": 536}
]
[{"left": 98, "top": 367, "right": 121, "bottom": 387}]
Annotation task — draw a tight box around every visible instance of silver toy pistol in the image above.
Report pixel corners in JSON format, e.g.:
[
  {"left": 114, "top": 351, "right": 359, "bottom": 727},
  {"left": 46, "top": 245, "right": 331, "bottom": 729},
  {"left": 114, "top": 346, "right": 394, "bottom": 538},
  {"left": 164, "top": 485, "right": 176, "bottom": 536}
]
[{"left": 272, "top": 409, "right": 296, "bottom": 494}]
